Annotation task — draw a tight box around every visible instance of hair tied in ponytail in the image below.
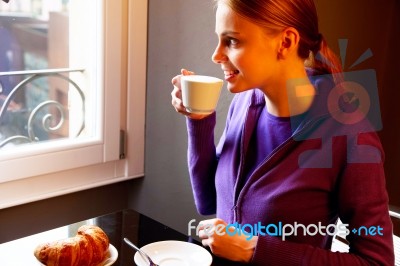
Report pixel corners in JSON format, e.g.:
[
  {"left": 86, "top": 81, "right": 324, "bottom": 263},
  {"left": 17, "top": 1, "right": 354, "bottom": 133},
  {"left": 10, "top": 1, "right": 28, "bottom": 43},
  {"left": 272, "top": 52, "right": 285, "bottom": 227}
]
[{"left": 311, "top": 33, "right": 323, "bottom": 54}]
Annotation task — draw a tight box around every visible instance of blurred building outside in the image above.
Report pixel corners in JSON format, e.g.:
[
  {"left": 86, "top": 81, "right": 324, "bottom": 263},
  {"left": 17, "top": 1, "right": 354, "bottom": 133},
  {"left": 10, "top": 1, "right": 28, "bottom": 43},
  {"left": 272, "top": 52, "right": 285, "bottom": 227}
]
[{"left": 0, "top": 0, "right": 72, "bottom": 146}]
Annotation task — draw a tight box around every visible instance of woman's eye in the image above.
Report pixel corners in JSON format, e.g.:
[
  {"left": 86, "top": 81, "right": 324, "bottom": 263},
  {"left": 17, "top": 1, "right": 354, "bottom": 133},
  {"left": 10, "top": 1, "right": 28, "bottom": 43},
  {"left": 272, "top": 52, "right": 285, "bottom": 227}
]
[{"left": 225, "top": 38, "right": 239, "bottom": 46}]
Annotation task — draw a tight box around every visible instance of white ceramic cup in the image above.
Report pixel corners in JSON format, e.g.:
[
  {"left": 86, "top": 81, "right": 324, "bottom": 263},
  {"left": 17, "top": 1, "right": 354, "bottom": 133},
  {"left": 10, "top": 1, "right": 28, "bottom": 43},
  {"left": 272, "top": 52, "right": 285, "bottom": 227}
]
[{"left": 181, "top": 75, "right": 224, "bottom": 115}]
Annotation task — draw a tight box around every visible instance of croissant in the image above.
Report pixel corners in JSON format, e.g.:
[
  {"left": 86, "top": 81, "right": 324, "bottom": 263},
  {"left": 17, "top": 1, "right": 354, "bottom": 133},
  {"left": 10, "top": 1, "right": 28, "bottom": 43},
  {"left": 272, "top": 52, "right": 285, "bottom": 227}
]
[{"left": 34, "top": 225, "right": 110, "bottom": 266}]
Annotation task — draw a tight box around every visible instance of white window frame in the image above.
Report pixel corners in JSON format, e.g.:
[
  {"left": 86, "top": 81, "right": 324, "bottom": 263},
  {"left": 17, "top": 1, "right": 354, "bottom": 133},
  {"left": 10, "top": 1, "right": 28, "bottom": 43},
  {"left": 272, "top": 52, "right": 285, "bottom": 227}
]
[{"left": 0, "top": 0, "right": 147, "bottom": 209}]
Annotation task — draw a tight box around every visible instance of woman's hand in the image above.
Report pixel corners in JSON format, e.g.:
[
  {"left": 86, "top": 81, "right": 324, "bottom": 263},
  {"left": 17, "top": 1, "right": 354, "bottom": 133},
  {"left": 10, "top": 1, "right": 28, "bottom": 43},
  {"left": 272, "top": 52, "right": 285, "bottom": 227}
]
[
  {"left": 171, "top": 69, "right": 211, "bottom": 120},
  {"left": 197, "top": 218, "right": 257, "bottom": 263}
]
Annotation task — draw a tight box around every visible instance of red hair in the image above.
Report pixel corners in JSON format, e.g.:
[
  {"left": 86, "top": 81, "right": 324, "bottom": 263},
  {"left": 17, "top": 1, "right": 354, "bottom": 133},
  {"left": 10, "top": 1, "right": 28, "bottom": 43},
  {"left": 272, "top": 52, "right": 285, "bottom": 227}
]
[{"left": 216, "top": 0, "right": 342, "bottom": 80}]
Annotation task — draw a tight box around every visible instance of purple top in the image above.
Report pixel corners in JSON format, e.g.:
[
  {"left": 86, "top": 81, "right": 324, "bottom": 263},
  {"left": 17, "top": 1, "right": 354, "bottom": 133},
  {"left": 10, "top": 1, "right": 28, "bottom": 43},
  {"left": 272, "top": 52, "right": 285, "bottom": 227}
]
[
  {"left": 185, "top": 71, "right": 394, "bottom": 265},
  {"left": 242, "top": 108, "right": 297, "bottom": 187}
]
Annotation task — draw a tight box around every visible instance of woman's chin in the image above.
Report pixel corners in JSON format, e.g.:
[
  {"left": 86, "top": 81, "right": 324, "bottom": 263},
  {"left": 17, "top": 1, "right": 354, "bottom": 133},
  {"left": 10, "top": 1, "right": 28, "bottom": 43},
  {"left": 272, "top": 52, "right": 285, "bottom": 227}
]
[{"left": 227, "top": 83, "right": 247, "bottom": 94}]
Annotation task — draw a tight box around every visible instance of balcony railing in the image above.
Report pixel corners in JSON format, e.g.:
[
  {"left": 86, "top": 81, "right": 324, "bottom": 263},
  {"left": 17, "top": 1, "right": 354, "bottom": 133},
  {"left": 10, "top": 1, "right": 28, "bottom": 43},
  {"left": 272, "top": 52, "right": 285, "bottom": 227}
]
[{"left": 0, "top": 68, "right": 85, "bottom": 148}]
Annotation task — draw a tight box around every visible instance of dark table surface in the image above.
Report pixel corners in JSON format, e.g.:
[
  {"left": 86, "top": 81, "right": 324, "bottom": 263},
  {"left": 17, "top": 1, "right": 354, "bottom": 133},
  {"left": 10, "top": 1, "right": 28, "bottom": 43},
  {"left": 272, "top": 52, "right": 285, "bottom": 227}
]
[{"left": 0, "top": 210, "right": 244, "bottom": 265}]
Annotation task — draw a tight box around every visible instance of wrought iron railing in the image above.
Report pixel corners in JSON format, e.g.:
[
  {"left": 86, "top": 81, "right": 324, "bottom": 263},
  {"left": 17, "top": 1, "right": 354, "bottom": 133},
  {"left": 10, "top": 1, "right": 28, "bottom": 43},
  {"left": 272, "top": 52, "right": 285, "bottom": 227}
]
[{"left": 0, "top": 68, "right": 85, "bottom": 148}]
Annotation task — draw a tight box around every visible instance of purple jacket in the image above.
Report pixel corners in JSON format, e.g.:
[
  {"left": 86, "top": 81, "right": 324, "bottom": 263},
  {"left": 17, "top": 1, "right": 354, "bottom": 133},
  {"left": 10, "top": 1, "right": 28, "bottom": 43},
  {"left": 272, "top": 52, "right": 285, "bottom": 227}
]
[{"left": 186, "top": 72, "right": 394, "bottom": 265}]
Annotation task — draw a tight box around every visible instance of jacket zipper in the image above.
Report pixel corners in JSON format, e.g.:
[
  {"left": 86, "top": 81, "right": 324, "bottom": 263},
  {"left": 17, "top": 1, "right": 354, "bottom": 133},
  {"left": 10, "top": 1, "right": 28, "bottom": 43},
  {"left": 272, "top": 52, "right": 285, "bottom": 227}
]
[
  {"left": 232, "top": 105, "right": 251, "bottom": 221},
  {"left": 232, "top": 113, "right": 330, "bottom": 221}
]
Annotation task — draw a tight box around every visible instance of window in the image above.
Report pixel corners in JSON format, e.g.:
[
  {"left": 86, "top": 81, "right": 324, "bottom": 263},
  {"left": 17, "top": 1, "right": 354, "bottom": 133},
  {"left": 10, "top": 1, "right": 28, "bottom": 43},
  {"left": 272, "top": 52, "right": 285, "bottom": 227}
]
[
  {"left": 0, "top": 0, "right": 147, "bottom": 208},
  {"left": 0, "top": 1, "right": 95, "bottom": 148}
]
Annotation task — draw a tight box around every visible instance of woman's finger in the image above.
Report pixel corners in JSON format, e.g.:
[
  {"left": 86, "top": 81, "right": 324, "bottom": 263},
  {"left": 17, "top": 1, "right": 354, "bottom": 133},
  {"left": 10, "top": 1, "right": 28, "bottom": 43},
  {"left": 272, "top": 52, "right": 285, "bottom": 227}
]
[
  {"left": 198, "top": 227, "right": 215, "bottom": 239},
  {"left": 201, "top": 238, "right": 213, "bottom": 249},
  {"left": 181, "top": 69, "right": 195, "bottom": 76}
]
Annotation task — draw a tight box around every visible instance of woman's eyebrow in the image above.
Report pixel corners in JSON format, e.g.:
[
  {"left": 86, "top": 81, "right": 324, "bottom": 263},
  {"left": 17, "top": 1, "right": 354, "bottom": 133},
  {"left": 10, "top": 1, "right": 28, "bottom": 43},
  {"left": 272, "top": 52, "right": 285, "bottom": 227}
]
[{"left": 218, "top": 31, "right": 240, "bottom": 36}]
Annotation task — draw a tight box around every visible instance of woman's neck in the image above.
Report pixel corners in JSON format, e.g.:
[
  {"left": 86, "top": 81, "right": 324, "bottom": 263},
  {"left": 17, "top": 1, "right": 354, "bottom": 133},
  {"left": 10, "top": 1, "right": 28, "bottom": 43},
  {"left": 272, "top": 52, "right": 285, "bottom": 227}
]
[{"left": 262, "top": 65, "right": 315, "bottom": 117}]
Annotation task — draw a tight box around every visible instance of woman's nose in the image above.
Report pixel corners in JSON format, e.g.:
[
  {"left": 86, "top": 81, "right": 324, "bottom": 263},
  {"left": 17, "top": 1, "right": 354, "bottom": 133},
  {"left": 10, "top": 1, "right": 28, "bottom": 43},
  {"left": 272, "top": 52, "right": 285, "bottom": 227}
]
[{"left": 211, "top": 44, "right": 227, "bottom": 64}]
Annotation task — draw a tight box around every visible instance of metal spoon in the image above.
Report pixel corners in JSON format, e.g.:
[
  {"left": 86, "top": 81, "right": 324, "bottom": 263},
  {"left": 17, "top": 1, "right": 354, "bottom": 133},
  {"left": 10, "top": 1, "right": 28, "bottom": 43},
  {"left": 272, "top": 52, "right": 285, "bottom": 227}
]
[{"left": 123, "top": 237, "right": 159, "bottom": 266}]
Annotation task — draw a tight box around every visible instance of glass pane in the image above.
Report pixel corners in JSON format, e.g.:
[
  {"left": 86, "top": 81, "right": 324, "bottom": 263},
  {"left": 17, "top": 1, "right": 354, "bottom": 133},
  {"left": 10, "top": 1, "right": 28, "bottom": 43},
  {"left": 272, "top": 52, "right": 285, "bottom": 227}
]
[{"left": 0, "top": 0, "right": 93, "bottom": 149}]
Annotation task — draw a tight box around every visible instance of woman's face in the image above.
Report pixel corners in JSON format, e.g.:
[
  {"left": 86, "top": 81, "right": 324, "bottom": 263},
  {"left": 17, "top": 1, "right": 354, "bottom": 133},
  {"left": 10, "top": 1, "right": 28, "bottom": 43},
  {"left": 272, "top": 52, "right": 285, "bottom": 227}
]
[{"left": 212, "top": 3, "right": 281, "bottom": 93}]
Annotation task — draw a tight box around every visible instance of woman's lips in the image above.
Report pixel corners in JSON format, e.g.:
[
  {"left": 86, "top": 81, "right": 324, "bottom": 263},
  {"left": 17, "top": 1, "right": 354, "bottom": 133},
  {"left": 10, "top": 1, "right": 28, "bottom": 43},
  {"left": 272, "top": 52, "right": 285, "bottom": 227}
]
[{"left": 224, "top": 70, "right": 239, "bottom": 81}]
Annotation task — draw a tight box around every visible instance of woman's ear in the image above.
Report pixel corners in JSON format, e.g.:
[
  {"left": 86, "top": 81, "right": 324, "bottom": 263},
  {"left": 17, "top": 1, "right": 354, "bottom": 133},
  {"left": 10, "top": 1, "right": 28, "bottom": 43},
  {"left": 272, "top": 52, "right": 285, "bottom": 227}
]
[{"left": 278, "top": 27, "right": 300, "bottom": 59}]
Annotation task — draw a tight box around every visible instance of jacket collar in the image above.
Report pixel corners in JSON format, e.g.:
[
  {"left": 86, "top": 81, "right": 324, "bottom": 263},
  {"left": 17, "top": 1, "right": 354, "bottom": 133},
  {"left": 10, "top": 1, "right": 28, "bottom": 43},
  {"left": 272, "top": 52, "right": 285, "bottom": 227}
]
[{"left": 245, "top": 69, "right": 336, "bottom": 136}]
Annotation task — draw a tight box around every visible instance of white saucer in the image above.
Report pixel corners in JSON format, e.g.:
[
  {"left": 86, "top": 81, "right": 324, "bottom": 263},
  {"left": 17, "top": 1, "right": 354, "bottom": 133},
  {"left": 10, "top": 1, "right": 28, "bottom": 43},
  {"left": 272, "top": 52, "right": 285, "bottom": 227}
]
[
  {"left": 102, "top": 244, "right": 118, "bottom": 266},
  {"left": 134, "top": 240, "right": 212, "bottom": 266}
]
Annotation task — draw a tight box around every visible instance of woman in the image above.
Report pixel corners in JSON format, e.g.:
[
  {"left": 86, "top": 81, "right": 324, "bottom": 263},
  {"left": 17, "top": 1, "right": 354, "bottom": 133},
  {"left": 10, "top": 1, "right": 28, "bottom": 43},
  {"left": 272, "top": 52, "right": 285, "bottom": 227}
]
[{"left": 171, "top": 0, "right": 394, "bottom": 264}]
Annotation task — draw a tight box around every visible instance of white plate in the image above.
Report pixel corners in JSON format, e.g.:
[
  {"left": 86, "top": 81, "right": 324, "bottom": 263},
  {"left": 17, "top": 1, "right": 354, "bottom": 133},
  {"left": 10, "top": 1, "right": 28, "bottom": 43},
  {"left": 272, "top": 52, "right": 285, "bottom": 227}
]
[
  {"left": 134, "top": 240, "right": 212, "bottom": 266},
  {"left": 102, "top": 244, "right": 118, "bottom": 266}
]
